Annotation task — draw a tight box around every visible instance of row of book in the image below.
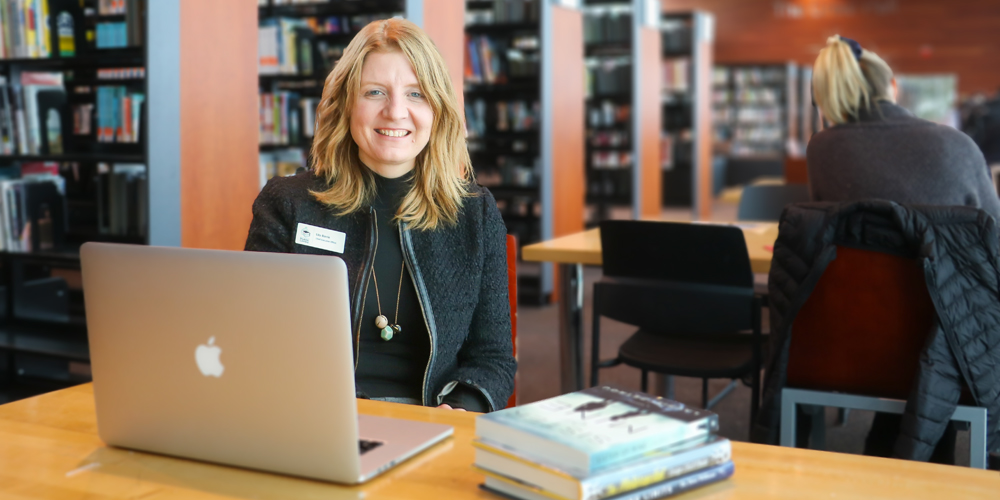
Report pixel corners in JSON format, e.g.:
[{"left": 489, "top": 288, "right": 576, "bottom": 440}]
[
  {"left": 714, "top": 88, "right": 782, "bottom": 106},
  {"left": 662, "top": 58, "right": 690, "bottom": 94},
  {"left": 260, "top": 91, "right": 306, "bottom": 146},
  {"left": 95, "top": 21, "right": 129, "bottom": 49},
  {"left": 465, "top": 98, "right": 540, "bottom": 139},
  {"left": 586, "top": 60, "right": 631, "bottom": 97},
  {"left": 465, "top": 35, "right": 506, "bottom": 85},
  {"left": 587, "top": 101, "right": 630, "bottom": 128},
  {"left": 661, "top": 18, "right": 693, "bottom": 54},
  {"left": 0, "top": 72, "right": 74, "bottom": 155},
  {"left": 466, "top": 0, "right": 539, "bottom": 26},
  {"left": 95, "top": 162, "right": 146, "bottom": 238},
  {"left": 259, "top": 148, "right": 305, "bottom": 188},
  {"left": 259, "top": 17, "right": 313, "bottom": 76},
  {"left": 590, "top": 130, "right": 628, "bottom": 148},
  {"left": 476, "top": 163, "right": 537, "bottom": 189},
  {"left": 475, "top": 386, "right": 733, "bottom": 500},
  {"left": 0, "top": 0, "right": 51, "bottom": 59},
  {"left": 582, "top": 7, "right": 632, "bottom": 45},
  {"left": 591, "top": 151, "right": 632, "bottom": 170},
  {"left": 97, "top": 0, "right": 125, "bottom": 15},
  {"left": 95, "top": 85, "right": 143, "bottom": 144},
  {"left": 0, "top": 170, "right": 65, "bottom": 251}
]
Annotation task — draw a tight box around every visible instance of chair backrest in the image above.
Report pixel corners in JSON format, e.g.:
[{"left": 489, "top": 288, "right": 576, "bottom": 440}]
[
  {"left": 784, "top": 156, "right": 809, "bottom": 185},
  {"left": 786, "top": 246, "right": 934, "bottom": 399},
  {"left": 737, "top": 184, "right": 811, "bottom": 221},
  {"left": 597, "top": 220, "right": 755, "bottom": 333},
  {"left": 505, "top": 234, "right": 518, "bottom": 408},
  {"left": 600, "top": 220, "right": 753, "bottom": 287}
]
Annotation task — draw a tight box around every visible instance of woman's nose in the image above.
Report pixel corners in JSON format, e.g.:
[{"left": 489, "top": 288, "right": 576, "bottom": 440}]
[{"left": 382, "top": 94, "right": 409, "bottom": 120}]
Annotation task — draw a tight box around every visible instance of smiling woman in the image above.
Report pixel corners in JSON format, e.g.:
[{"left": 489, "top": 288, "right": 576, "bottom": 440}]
[{"left": 243, "top": 19, "right": 515, "bottom": 413}]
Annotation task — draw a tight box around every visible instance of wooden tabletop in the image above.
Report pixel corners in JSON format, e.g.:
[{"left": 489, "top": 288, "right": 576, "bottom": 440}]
[
  {"left": 522, "top": 222, "right": 779, "bottom": 274},
  {"left": 2, "top": 384, "right": 999, "bottom": 499}
]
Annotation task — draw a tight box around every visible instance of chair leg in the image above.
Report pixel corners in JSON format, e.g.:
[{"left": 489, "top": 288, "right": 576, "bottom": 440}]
[
  {"left": 701, "top": 378, "right": 709, "bottom": 409},
  {"left": 589, "top": 290, "right": 602, "bottom": 387},
  {"left": 640, "top": 370, "right": 648, "bottom": 393},
  {"left": 666, "top": 375, "right": 675, "bottom": 400},
  {"left": 837, "top": 408, "right": 851, "bottom": 427},
  {"left": 750, "top": 296, "right": 762, "bottom": 428}
]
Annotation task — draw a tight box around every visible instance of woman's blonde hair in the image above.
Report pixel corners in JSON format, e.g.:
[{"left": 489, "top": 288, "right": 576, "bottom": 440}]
[
  {"left": 309, "top": 18, "right": 473, "bottom": 230},
  {"left": 813, "top": 35, "right": 894, "bottom": 124}
]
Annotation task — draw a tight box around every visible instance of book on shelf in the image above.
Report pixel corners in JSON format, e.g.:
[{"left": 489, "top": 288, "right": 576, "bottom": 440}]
[
  {"left": 95, "top": 85, "right": 143, "bottom": 144},
  {"left": 95, "top": 162, "right": 145, "bottom": 238},
  {"left": 0, "top": 0, "right": 52, "bottom": 59},
  {"left": 259, "top": 90, "right": 302, "bottom": 146},
  {"left": 481, "top": 461, "right": 734, "bottom": 500},
  {"left": 0, "top": 170, "right": 65, "bottom": 252},
  {"left": 475, "top": 386, "right": 719, "bottom": 478},
  {"left": 259, "top": 148, "right": 305, "bottom": 188},
  {"left": 473, "top": 437, "right": 730, "bottom": 500}
]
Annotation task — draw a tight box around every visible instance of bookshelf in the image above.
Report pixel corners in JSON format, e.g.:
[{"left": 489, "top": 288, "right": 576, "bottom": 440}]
[
  {"left": 712, "top": 62, "right": 798, "bottom": 161},
  {"left": 256, "top": 0, "right": 466, "bottom": 188},
  {"left": 659, "top": 11, "right": 713, "bottom": 218},
  {"left": 465, "top": 0, "right": 584, "bottom": 303},
  {"left": 0, "top": 0, "right": 259, "bottom": 403},
  {"left": 581, "top": 0, "right": 660, "bottom": 223}
]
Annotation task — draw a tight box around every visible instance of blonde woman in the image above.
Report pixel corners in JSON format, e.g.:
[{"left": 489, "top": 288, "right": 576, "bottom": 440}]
[
  {"left": 807, "top": 35, "right": 1000, "bottom": 220},
  {"left": 245, "top": 19, "right": 514, "bottom": 412}
]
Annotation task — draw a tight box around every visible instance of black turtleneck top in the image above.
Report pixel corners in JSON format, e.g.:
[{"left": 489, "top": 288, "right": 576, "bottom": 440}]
[{"left": 355, "top": 171, "right": 488, "bottom": 412}]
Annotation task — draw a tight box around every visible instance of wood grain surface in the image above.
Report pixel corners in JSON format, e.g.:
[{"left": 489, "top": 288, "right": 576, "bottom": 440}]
[{"left": 2, "top": 384, "right": 999, "bottom": 499}]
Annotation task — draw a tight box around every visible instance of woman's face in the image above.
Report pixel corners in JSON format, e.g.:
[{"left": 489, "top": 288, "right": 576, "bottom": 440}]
[{"left": 351, "top": 50, "right": 434, "bottom": 178}]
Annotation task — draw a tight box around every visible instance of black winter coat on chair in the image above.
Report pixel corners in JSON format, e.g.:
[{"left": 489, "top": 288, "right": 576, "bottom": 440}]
[{"left": 752, "top": 200, "right": 1000, "bottom": 461}]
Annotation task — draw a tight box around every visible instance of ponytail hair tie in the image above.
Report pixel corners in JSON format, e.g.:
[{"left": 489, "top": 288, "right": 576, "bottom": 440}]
[{"left": 829, "top": 34, "right": 863, "bottom": 61}]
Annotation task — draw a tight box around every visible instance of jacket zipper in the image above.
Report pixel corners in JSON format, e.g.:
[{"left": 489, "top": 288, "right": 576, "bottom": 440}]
[
  {"left": 352, "top": 207, "right": 377, "bottom": 370},
  {"left": 399, "top": 222, "right": 437, "bottom": 406}
]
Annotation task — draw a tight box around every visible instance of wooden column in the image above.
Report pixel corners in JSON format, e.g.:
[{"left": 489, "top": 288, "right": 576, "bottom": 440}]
[
  {"left": 420, "top": 0, "right": 466, "bottom": 110},
  {"left": 179, "top": 0, "right": 260, "bottom": 250},
  {"left": 638, "top": 26, "right": 662, "bottom": 218},
  {"left": 550, "top": 6, "right": 585, "bottom": 239}
]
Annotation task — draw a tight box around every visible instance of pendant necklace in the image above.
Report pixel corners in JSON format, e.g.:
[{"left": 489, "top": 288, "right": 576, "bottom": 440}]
[{"left": 371, "top": 208, "right": 405, "bottom": 341}]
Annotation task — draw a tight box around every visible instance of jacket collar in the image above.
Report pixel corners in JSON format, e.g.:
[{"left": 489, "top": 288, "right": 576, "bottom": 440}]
[{"left": 850, "top": 100, "right": 914, "bottom": 123}]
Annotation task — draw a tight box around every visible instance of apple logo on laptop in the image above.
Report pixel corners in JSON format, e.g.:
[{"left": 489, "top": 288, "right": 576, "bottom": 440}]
[{"left": 195, "top": 337, "right": 224, "bottom": 377}]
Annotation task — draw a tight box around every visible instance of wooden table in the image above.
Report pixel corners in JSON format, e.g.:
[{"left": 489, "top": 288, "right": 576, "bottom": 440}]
[
  {"left": 2, "top": 384, "right": 998, "bottom": 499},
  {"left": 522, "top": 223, "right": 778, "bottom": 393}
]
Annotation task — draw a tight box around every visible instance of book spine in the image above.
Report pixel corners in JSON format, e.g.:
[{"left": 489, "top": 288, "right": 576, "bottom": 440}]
[
  {"left": 581, "top": 440, "right": 731, "bottom": 500},
  {"left": 610, "top": 461, "right": 733, "bottom": 500}
]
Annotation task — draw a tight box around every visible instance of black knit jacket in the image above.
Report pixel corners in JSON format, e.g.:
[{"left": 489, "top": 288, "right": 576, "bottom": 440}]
[
  {"left": 754, "top": 201, "right": 1000, "bottom": 460},
  {"left": 244, "top": 171, "right": 516, "bottom": 411}
]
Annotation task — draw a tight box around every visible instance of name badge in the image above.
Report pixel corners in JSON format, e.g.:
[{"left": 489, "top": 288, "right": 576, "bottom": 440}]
[{"left": 295, "top": 223, "right": 346, "bottom": 253}]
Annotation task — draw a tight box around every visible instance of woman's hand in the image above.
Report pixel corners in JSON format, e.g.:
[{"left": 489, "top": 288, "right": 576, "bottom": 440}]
[{"left": 436, "top": 404, "right": 467, "bottom": 411}]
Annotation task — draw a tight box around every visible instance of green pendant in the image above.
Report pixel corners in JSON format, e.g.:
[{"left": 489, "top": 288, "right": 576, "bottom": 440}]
[{"left": 380, "top": 326, "right": 394, "bottom": 341}]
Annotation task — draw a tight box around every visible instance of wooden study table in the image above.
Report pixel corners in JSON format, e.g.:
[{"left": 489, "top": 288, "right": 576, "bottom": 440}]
[
  {"left": 522, "top": 223, "right": 778, "bottom": 393},
  {"left": 2, "top": 383, "right": 998, "bottom": 499}
]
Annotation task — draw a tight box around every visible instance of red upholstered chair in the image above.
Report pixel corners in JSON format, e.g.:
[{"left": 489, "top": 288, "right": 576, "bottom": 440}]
[
  {"left": 505, "top": 235, "right": 518, "bottom": 408},
  {"left": 779, "top": 246, "right": 987, "bottom": 468}
]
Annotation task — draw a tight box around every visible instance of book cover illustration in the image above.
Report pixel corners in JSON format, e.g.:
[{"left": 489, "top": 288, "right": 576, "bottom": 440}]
[{"left": 479, "top": 386, "right": 717, "bottom": 454}]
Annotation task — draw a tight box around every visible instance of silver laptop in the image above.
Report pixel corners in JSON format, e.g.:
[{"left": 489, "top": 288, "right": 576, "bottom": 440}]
[{"left": 80, "top": 242, "right": 453, "bottom": 484}]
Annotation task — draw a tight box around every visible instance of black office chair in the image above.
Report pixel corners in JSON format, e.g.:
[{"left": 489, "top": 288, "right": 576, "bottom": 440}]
[
  {"left": 591, "top": 220, "right": 765, "bottom": 424},
  {"left": 737, "top": 184, "right": 810, "bottom": 221}
]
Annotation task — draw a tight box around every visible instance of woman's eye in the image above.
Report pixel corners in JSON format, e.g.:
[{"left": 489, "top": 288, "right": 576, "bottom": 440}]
[
  {"left": 366, "top": 89, "right": 384, "bottom": 96},
  {"left": 410, "top": 91, "right": 424, "bottom": 98}
]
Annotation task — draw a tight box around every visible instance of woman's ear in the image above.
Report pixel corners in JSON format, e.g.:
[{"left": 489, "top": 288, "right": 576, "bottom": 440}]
[{"left": 890, "top": 77, "right": 899, "bottom": 103}]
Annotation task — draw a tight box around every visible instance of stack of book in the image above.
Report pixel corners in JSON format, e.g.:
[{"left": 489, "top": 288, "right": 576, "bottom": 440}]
[{"left": 474, "top": 386, "right": 733, "bottom": 500}]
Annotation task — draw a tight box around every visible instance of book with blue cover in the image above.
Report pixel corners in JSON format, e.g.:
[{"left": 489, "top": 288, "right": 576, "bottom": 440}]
[
  {"left": 475, "top": 386, "right": 719, "bottom": 477},
  {"left": 482, "top": 461, "right": 735, "bottom": 500},
  {"left": 474, "top": 437, "right": 731, "bottom": 500}
]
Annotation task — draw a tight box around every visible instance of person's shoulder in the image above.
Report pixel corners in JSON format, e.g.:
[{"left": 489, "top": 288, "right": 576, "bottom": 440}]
[{"left": 260, "top": 169, "right": 325, "bottom": 198}]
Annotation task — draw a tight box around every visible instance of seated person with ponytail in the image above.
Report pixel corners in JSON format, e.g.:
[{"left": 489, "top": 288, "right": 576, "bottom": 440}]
[
  {"left": 805, "top": 36, "right": 1000, "bottom": 464},
  {"left": 244, "top": 19, "right": 515, "bottom": 412},
  {"left": 807, "top": 35, "right": 1000, "bottom": 219}
]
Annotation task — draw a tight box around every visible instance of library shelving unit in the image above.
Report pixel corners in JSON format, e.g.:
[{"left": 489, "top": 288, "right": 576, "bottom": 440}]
[
  {"left": 659, "top": 11, "right": 713, "bottom": 218},
  {"left": 464, "top": 0, "right": 584, "bottom": 304},
  {"left": 0, "top": 0, "right": 260, "bottom": 403},
  {"left": 581, "top": 0, "right": 660, "bottom": 224},
  {"left": 257, "top": 0, "right": 466, "bottom": 188},
  {"left": 712, "top": 62, "right": 798, "bottom": 181}
]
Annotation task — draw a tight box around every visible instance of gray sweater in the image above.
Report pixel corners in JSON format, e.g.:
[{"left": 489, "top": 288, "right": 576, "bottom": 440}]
[{"left": 807, "top": 101, "right": 1000, "bottom": 220}]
